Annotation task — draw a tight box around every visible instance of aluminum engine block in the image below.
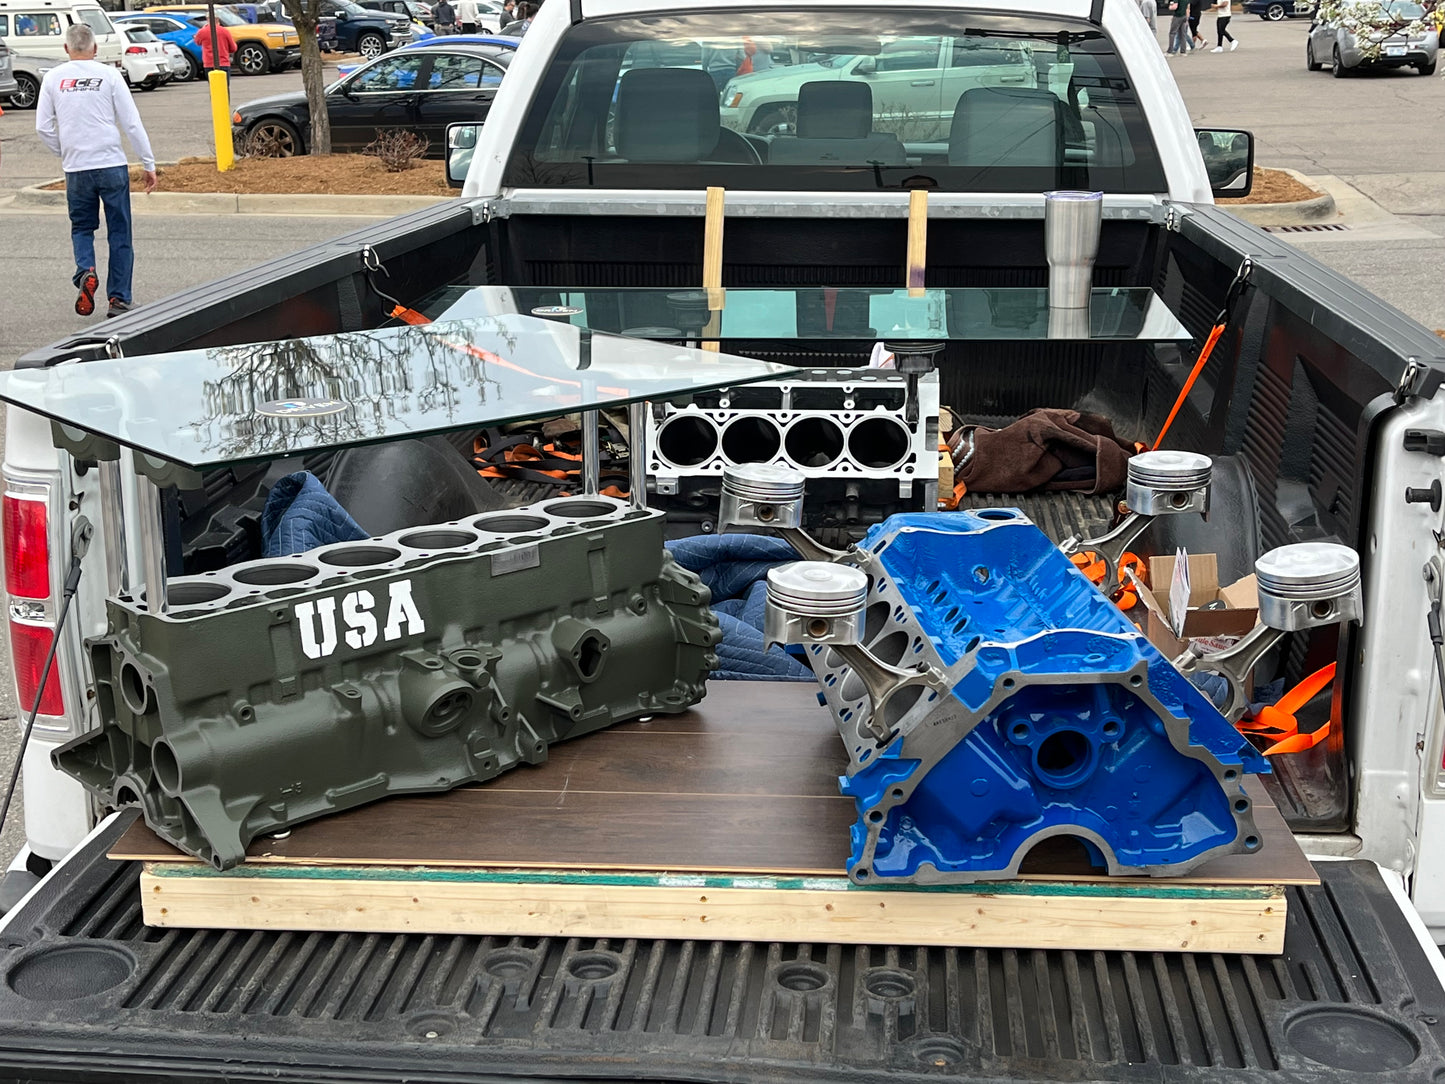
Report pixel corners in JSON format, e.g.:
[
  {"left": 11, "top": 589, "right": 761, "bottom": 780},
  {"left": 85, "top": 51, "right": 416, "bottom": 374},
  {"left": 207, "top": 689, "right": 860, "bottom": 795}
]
[
  {"left": 770, "top": 510, "right": 1272, "bottom": 885},
  {"left": 56, "top": 496, "right": 721, "bottom": 870},
  {"left": 648, "top": 369, "right": 939, "bottom": 523}
]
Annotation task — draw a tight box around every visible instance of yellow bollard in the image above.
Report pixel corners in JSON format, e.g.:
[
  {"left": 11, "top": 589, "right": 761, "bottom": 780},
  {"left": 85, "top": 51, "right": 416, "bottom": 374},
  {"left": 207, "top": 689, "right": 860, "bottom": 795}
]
[{"left": 209, "top": 69, "right": 234, "bottom": 172}]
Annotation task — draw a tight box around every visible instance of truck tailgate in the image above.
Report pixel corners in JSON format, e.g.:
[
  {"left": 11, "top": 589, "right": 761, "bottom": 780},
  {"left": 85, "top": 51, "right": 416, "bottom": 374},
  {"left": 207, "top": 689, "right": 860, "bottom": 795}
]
[{"left": 0, "top": 813, "right": 1440, "bottom": 1083}]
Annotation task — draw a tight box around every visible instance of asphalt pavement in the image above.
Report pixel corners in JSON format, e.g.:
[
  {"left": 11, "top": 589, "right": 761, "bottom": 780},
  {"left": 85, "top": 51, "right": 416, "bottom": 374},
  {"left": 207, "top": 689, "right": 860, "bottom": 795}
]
[{"left": 0, "top": 18, "right": 1441, "bottom": 870}]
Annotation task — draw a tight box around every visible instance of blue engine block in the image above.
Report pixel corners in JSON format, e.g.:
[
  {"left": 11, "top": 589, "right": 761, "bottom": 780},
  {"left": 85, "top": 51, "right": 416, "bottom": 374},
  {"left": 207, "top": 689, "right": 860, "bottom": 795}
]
[{"left": 801, "top": 510, "right": 1270, "bottom": 884}]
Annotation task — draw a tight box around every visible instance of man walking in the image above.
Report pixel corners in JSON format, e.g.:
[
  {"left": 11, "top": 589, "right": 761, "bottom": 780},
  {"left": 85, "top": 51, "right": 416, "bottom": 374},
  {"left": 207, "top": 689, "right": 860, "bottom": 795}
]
[
  {"left": 1166, "top": 0, "right": 1193, "bottom": 54},
  {"left": 1212, "top": 0, "right": 1238, "bottom": 50},
  {"left": 35, "top": 23, "right": 157, "bottom": 318}
]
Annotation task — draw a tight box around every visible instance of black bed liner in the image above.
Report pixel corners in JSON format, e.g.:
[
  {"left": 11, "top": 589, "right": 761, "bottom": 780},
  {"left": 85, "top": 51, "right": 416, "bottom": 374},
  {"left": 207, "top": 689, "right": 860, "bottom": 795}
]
[{"left": 0, "top": 814, "right": 1440, "bottom": 1083}]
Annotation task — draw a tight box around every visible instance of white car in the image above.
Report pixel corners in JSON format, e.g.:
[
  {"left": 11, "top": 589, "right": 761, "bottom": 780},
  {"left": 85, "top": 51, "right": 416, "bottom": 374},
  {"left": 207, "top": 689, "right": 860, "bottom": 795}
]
[
  {"left": 119, "top": 22, "right": 171, "bottom": 89},
  {"left": 160, "top": 38, "right": 188, "bottom": 78}
]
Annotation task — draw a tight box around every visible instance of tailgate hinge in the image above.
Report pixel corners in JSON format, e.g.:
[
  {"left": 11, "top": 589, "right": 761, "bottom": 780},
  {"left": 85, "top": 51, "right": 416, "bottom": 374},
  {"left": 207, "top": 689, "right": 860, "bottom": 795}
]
[
  {"left": 1396, "top": 357, "right": 1428, "bottom": 404},
  {"left": 469, "top": 199, "right": 492, "bottom": 225},
  {"left": 1163, "top": 204, "right": 1184, "bottom": 232}
]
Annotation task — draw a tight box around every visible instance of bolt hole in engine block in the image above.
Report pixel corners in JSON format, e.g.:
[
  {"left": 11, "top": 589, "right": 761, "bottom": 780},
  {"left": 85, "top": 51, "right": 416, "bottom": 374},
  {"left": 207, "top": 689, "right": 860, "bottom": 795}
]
[{"left": 55, "top": 495, "right": 720, "bottom": 869}]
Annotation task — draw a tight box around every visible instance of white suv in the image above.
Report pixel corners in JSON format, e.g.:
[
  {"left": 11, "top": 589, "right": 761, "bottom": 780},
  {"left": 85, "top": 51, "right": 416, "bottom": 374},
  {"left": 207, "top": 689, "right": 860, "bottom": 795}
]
[{"left": 0, "top": 0, "right": 123, "bottom": 67}]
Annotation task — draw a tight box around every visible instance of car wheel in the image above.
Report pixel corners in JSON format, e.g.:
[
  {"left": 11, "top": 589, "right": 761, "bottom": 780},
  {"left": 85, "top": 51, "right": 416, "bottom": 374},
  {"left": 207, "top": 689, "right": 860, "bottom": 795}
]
[
  {"left": 248, "top": 118, "right": 303, "bottom": 156},
  {"left": 357, "top": 32, "right": 386, "bottom": 58},
  {"left": 185, "top": 53, "right": 204, "bottom": 81},
  {"left": 1418, "top": 58, "right": 1437, "bottom": 75},
  {"left": 1266, "top": 3, "right": 1286, "bottom": 18},
  {"left": 1306, "top": 39, "right": 1323, "bottom": 69},
  {"left": 8, "top": 73, "right": 39, "bottom": 110},
  {"left": 748, "top": 104, "right": 797, "bottom": 136},
  {"left": 1331, "top": 45, "right": 1349, "bottom": 76},
  {"left": 236, "top": 41, "right": 270, "bottom": 75}
]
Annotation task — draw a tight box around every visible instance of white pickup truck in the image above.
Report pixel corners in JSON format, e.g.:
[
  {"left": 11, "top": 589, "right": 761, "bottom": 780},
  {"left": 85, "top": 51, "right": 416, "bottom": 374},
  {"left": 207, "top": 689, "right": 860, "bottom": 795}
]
[{"left": 1, "top": 0, "right": 1444, "bottom": 1079}]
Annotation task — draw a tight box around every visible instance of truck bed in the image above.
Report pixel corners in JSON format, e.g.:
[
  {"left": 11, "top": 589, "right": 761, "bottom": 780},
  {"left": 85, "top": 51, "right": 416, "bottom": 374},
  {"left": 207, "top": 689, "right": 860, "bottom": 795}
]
[{"left": 0, "top": 813, "right": 1439, "bottom": 1083}]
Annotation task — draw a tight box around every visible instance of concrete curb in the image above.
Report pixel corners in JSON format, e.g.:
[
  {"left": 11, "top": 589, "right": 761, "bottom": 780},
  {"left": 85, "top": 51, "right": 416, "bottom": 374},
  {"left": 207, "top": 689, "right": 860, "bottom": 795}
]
[
  {"left": 1223, "top": 168, "right": 1336, "bottom": 226},
  {"left": 14, "top": 180, "right": 453, "bottom": 217}
]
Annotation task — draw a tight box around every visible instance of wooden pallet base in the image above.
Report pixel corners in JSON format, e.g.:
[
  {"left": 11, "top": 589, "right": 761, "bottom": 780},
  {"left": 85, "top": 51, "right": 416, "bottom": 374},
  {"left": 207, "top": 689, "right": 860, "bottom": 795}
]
[
  {"left": 122, "top": 682, "right": 1312, "bottom": 955},
  {"left": 140, "top": 864, "right": 1288, "bottom": 953}
]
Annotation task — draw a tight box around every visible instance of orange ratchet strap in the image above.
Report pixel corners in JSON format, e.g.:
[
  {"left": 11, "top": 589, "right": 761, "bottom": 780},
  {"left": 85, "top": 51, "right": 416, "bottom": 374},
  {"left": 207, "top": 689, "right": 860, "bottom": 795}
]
[
  {"left": 1238, "top": 662, "right": 1335, "bottom": 756},
  {"left": 1069, "top": 550, "right": 1146, "bottom": 610}
]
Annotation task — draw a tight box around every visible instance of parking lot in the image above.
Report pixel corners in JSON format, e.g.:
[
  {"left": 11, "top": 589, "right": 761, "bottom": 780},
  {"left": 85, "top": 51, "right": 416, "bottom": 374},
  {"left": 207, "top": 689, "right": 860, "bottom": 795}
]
[{"left": 0, "top": 14, "right": 1441, "bottom": 867}]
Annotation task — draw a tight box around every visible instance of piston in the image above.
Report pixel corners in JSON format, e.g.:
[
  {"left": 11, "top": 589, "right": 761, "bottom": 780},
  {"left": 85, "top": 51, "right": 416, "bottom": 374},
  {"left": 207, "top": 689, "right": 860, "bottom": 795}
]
[
  {"left": 720, "top": 463, "right": 807, "bottom": 530},
  {"left": 1255, "top": 542, "right": 1363, "bottom": 632},
  {"left": 1126, "top": 450, "right": 1213, "bottom": 516},
  {"left": 765, "top": 561, "right": 869, "bottom": 647}
]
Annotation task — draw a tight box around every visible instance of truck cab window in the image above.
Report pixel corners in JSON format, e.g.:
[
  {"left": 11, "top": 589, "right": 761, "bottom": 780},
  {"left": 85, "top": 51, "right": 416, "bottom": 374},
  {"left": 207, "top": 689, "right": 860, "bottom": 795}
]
[{"left": 504, "top": 9, "right": 1166, "bottom": 193}]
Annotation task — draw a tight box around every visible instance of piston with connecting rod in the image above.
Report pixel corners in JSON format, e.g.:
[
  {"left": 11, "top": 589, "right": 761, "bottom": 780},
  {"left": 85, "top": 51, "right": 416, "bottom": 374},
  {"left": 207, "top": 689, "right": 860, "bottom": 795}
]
[
  {"left": 1060, "top": 449, "right": 1214, "bottom": 594},
  {"left": 719, "top": 463, "right": 877, "bottom": 569},
  {"left": 1174, "top": 542, "right": 1363, "bottom": 721}
]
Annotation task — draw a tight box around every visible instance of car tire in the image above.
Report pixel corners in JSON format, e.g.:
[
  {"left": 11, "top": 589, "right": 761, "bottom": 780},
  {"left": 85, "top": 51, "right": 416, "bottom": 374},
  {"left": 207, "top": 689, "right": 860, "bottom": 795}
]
[
  {"left": 1418, "top": 58, "right": 1437, "bottom": 75},
  {"left": 247, "top": 117, "right": 303, "bottom": 156},
  {"left": 357, "top": 31, "right": 386, "bottom": 58},
  {"left": 8, "top": 73, "right": 39, "bottom": 110},
  {"left": 236, "top": 41, "right": 270, "bottom": 75},
  {"left": 1306, "top": 39, "right": 1323, "bottom": 69},
  {"left": 184, "top": 52, "right": 204, "bottom": 80},
  {"left": 1266, "top": 3, "right": 1286, "bottom": 18},
  {"left": 1331, "top": 45, "right": 1349, "bottom": 76}
]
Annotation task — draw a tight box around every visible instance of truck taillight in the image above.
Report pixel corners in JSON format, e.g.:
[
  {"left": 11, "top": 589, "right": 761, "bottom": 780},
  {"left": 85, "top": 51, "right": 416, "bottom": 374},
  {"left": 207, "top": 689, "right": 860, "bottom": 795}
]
[{"left": 2, "top": 482, "right": 63, "bottom": 718}]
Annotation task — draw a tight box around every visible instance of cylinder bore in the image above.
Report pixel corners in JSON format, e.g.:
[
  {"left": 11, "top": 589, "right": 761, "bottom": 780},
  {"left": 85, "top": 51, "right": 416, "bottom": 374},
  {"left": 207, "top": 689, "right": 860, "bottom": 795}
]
[
  {"left": 656, "top": 415, "right": 719, "bottom": 467},
  {"left": 119, "top": 661, "right": 151, "bottom": 716},
  {"left": 543, "top": 499, "right": 618, "bottom": 520},
  {"left": 151, "top": 740, "right": 182, "bottom": 797},
  {"left": 318, "top": 545, "right": 403, "bottom": 568},
  {"left": 721, "top": 416, "right": 782, "bottom": 464},
  {"left": 473, "top": 514, "right": 550, "bottom": 534},
  {"left": 397, "top": 529, "right": 478, "bottom": 550},
  {"left": 848, "top": 418, "right": 911, "bottom": 469},
  {"left": 167, "top": 581, "right": 230, "bottom": 605},
  {"left": 784, "top": 417, "right": 846, "bottom": 468},
  {"left": 232, "top": 563, "right": 319, "bottom": 586}
]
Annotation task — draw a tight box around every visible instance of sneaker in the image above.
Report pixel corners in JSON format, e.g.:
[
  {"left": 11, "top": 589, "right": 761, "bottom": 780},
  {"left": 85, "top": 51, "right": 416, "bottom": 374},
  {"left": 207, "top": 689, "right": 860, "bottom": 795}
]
[
  {"left": 106, "top": 298, "right": 132, "bottom": 319},
  {"left": 1211, "top": 45, "right": 1224, "bottom": 51},
  {"left": 1229, "top": 38, "right": 1239, "bottom": 49},
  {"left": 74, "top": 268, "right": 98, "bottom": 316}
]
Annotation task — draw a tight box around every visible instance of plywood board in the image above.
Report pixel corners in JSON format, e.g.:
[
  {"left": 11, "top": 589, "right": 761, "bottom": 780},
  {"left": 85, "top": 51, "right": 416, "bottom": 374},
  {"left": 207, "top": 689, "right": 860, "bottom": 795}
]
[{"left": 111, "top": 683, "right": 1316, "bottom": 887}]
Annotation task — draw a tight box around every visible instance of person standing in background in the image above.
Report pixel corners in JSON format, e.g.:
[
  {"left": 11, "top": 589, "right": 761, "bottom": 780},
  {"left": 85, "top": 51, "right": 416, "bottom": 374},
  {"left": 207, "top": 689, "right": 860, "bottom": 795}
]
[
  {"left": 1188, "top": 0, "right": 1206, "bottom": 48},
  {"left": 1212, "top": 0, "right": 1237, "bottom": 51},
  {"left": 1166, "top": 0, "right": 1192, "bottom": 54},
  {"left": 1139, "top": 0, "right": 1158, "bottom": 38},
  {"left": 433, "top": 0, "right": 456, "bottom": 33},
  {"left": 455, "top": 0, "right": 478, "bottom": 34},
  {"left": 192, "top": 13, "right": 237, "bottom": 80},
  {"left": 35, "top": 23, "right": 157, "bottom": 319}
]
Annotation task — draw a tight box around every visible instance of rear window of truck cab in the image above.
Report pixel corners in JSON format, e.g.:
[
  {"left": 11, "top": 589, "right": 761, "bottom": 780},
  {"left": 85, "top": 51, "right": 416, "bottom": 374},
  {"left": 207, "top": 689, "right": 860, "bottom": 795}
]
[{"left": 503, "top": 9, "right": 1168, "bottom": 193}]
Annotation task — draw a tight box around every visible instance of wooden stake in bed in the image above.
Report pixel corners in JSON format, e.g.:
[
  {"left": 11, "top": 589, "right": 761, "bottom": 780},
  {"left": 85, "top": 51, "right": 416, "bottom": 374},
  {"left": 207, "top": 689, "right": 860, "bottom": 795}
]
[
  {"left": 906, "top": 189, "right": 928, "bottom": 297},
  {"left": 702, "top": 186, "right": 725, "bottom": 352}
]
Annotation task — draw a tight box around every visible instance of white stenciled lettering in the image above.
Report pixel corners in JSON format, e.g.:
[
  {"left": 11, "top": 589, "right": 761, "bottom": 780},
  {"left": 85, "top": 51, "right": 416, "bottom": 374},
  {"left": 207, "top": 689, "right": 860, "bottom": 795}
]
[
  {"left": 296, "top": 596, "right": 338, "bottom": 659},
  {"left": 343, "top": 589, "right": 378, "bottom": 650},
  {"left": 383, "top": 579, "right": 426, "bottom": 641}
]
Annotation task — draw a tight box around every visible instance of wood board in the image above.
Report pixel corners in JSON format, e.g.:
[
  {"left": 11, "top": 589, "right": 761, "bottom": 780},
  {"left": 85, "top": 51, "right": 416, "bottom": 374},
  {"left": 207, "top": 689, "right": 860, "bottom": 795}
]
[{"left": 124, "top": 682, "right": 1311, "bottom": 953}]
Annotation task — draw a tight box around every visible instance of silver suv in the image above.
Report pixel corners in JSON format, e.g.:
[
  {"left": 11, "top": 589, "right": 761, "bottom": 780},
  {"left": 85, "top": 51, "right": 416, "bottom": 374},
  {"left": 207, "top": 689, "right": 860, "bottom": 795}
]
[
  {"left": 4, "top": 51, "right": 58, "bottom": 109},
  {"left": 0, "top": 40, "right": 16, "bottom": 99}
]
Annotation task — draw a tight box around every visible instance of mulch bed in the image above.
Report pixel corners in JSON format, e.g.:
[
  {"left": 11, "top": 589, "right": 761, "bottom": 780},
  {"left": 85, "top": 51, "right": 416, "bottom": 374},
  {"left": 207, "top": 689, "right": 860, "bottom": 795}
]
[{"left": 43, "top": 154, "right": 454, "bottom": 197}]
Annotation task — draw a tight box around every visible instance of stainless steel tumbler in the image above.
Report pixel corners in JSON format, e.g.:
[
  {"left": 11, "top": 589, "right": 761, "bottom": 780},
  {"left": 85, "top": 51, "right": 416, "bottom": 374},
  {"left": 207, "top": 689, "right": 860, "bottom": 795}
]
[{"left": 1044, "top": 190, "right": 1103, "bottom": 311}]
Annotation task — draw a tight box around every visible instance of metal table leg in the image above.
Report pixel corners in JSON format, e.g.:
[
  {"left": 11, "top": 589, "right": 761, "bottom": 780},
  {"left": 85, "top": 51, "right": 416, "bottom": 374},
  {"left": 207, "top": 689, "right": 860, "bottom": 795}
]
[{"left": 628, "top": 400, "right": 648, "bottom": 510}]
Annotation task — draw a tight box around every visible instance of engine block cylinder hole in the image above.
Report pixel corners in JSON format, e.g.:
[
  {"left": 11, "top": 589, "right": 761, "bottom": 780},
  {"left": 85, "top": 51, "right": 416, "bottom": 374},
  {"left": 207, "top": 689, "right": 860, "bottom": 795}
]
[
  {"left": 872, "top": 630, "right": 910, "bottom": 666},
  {"left": 848, "top": 418, "right": 910, "bottom": 469},
  {"left": 976, "top": 509, "right": 1015, "bottom": 521},
  {"left": 473, "top": 514, "right": 549, "bottom": 533},
  {"left": 318, "top": 545, "right": 402, "bottom": 567},
  {"left": 1034, "top": 729, "right": 1096, "bottom": 788},
  {"left": 151, "top": 741, "right": 182, "bottom": 797},
  {"left": 722, "top": 417, "right": 781, "bottom": 463},
  {"left": 883, "top": 684, "right": 924, "bottom": 728},
  {"left": 863, "top": 602, "right": 890, "bottom": 642},
  {"left": 119, "top": 662, "right": 151, "bottom": 715},
  {"left": 784, "top": 418, "right": 845, "bottom": 468},
  {"left": 233, "top": 563, "right": 319, "bottom": 586},
  {"left": 543, "top": 500, "right": 616, "bottom": 520},
  {"left": 167, "top": 581, "right": 230, "bottom": 605},
  {"left": 657, "top": 415, "right": 719, "bottom": 466},
  {"left": 397, "top": 529, "right": 478, "bottom": 550}
]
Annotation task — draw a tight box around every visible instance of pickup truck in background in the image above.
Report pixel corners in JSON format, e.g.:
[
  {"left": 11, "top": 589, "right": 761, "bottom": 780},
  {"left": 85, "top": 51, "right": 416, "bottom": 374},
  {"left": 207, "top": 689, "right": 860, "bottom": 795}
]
[{"left": 2, "top": 0, "right": 1445, "bottom": 1079}]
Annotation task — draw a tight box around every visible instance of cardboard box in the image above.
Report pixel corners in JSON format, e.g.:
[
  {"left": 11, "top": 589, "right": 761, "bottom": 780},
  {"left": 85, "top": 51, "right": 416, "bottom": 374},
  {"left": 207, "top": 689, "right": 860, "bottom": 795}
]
[{"left": 1136, "top": 553, "right": 1260, "bottom": 661}]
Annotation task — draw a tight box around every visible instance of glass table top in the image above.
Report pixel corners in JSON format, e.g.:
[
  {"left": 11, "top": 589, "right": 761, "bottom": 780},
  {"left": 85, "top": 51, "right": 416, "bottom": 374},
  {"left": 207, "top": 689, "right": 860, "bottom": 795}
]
[
  {"left": 0, "top": 314, "right": 801, "bottom": 471},
  {"left": 433, "top": 286, "right": 1192, "bottom": 343}
]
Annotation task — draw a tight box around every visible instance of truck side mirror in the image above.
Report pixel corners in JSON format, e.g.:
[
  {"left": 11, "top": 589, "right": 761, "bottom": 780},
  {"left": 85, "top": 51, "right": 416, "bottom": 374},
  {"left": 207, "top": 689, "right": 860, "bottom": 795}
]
[
  {"left": 853, "top": 56, "right": 876, "bottom": 75},
  {"left": 446, "top": 121, "right": 478, "bottom": 188},
  {"left": 1195, "top": 127, "right": 1254, "bottom": 198}
]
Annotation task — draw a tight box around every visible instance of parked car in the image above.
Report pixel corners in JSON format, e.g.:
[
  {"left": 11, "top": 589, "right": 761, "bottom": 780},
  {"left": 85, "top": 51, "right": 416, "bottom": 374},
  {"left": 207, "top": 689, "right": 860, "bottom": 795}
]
[
  {"left": 361, "top": 0, "right": 432, "bottom": 26},
  {"left": 112, "top": 11, "right": 201, "bottom": 78},
  {"left": 1243, "top": 0, "right": 1313, "bottom": 18},
  {"left": 143, "top": 3, "right": 300, "bottom": 74},
  {"left": 3, "top": 48, "right": 57, "bottom": 106},
  {"left": 316, "top": 0, "right": 411, "bottom": 57},
  {"left": 1307, "top": 0, "right": 1439, "bottom": 74},
  {"left": 335, "top": 30, "right": 514, "bottom": 73},
  {"left": 0, "top": 38, "right": 15, "bottom": 99},
  {"left": 0, "top": 0, "right": 124, "bottom": 66},
  {"left": 119, "top": 23, "right": 173, "bottom": 88},
  {"left": 233, "top": 41, "right": 509, "bottom": 155}
]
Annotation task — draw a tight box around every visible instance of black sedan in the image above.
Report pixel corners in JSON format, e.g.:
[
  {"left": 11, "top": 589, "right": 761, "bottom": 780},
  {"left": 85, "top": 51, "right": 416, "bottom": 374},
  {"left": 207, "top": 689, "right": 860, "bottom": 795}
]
[
  {"left": 231, "top": 43, "right": 510, "bottom": 156},
  {"left": 1242, "top": 0, "right": 1314, "bottom": 18}
]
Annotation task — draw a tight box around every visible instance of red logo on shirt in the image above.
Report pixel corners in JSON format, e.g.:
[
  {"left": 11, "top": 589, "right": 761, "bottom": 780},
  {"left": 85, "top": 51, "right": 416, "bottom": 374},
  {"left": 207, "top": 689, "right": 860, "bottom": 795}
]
[{"left": 58, "top": 78, "right": 105, "bottom": 91}]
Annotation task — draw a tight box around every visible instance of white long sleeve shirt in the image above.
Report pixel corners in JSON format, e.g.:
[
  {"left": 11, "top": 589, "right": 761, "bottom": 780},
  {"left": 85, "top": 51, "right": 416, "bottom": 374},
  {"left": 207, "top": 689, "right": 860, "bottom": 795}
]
[{"left": 35, "top": 59, "right": 156, "bottom": 174}]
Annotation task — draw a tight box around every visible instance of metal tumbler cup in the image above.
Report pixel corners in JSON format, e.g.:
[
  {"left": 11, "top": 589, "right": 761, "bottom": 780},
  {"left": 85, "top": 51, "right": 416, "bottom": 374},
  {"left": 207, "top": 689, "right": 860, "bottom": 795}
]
[{"left": 1044, "top": 190, "right": 1103, "bottom": 311}]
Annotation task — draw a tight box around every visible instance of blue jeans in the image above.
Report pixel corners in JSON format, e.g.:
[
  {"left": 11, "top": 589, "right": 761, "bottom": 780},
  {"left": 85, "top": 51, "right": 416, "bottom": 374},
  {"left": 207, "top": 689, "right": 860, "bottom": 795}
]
[{"left": 65, "top": 164, "right": 134, "bottom": 306}]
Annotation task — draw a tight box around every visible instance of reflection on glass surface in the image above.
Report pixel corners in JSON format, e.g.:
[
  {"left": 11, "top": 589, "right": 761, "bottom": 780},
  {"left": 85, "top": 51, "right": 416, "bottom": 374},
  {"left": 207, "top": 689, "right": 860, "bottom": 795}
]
[
  {"left": 436, "top": 286, "right": 1191, "bottom": 343},
  {"left": 0, "top": 315, "right": 800, "bottom": 471}
]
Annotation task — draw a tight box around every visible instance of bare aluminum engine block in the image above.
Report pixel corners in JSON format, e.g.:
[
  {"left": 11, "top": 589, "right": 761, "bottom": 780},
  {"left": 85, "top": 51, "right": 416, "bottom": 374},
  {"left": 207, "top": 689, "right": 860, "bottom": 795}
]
[{"left": 55, "top": 496, "right": 720, "bottom": 870}]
